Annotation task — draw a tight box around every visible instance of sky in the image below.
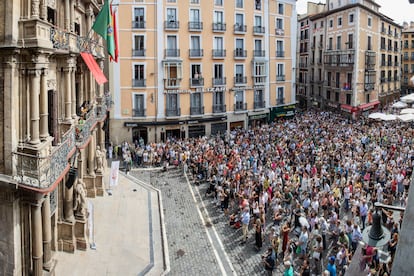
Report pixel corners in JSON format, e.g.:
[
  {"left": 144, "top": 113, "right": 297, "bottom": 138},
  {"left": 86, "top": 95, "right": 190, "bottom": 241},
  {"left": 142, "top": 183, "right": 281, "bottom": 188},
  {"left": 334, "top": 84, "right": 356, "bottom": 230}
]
[{"left": 296, "top": 0, "right": 414, "bottom": 25}]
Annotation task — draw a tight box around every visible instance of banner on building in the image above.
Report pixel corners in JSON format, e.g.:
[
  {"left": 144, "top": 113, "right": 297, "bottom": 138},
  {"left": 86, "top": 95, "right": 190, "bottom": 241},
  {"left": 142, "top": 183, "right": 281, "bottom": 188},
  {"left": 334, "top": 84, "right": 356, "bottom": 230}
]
[{"left": 109, "top": 161, "right": 120, "bottom": 187}]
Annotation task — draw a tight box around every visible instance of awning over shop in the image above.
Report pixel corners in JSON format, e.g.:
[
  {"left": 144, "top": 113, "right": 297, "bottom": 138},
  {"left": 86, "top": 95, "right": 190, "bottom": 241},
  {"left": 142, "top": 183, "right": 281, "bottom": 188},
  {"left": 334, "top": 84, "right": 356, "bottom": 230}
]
[
  {"left": 358, "top": 100, "right": 380, "bottom": 111},
  {"left": 80, "top": 52, "right": 108, "bottom": 85}
]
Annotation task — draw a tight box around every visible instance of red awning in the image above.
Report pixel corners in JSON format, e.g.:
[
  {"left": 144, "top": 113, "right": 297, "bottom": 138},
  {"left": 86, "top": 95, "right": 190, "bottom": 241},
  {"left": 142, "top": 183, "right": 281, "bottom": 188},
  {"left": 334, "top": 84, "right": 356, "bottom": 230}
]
[
  {"left": 340, "top": 104, "right": 354, "bottom": 113},
  {"left": 359, "top": 100, "right": 380, "bottom": 111},
  {"left": 80, "top": 52, "right": 108, "bottom": 85}
]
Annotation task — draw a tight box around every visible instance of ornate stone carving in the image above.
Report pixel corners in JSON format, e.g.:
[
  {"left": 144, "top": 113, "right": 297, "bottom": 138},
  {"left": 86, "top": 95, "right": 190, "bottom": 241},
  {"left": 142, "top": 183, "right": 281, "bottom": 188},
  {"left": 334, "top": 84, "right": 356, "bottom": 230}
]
[
  {"left": 31, "top": 0, "right": 40, "bottom": 17},
  {"left": 95, "top": 146, "right": 104, "bottom": 173},
  {"left": 74, "top": 179, "right": 87, "bottom": 218},
  {"left": 47, "top": 0, "right": 55, "bottom": 9},
  {"left": 47, "top": 79, "right": 56, "bottom": 90}
]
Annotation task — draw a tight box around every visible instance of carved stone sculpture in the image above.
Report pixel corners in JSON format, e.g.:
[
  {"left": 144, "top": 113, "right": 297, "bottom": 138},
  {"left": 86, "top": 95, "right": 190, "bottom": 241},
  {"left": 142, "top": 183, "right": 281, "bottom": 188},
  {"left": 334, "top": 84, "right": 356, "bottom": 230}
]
[
  {"left": 95, "top": 146, "right": 104, "bottom": 173},
  {"left": 74, "top": 179, "right": 87, "bottom": 218}
]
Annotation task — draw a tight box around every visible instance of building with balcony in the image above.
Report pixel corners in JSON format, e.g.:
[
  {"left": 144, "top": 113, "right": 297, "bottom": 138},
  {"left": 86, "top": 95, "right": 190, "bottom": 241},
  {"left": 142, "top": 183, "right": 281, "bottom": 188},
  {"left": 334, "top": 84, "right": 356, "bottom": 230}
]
[
  {"left": 401, "top": 21, "right": 414, "bottom": 95},
  {"left": 297, "top": 0, "right": 402, "bottom": 118},
  {"left": 110, "top": 0, "right": 297, "bottom": 142},
  {"left": 0, "top": 0, "right": 112, "bottom": 274}
]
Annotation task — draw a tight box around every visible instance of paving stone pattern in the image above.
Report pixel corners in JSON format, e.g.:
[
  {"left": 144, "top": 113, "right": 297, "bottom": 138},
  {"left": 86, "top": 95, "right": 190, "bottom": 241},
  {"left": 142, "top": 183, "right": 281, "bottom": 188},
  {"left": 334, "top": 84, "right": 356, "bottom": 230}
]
[
  {"left": 131, "top": 169, "right": 221, "bottom": 275},
  {"left": 133, "top": 168, "right": 312, "bottom": 275}
]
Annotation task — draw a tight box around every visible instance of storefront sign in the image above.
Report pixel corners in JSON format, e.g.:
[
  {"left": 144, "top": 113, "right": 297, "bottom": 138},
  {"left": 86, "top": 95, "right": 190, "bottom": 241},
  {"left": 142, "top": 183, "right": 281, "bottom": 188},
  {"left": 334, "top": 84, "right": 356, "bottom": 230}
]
[
  {"left": 164, "top": 86, "right": 227, "bottom": 94},
  {"left": 231, "top": 85, "right": 265, "bottom": 91},
  {"left": 249, "top": 114, "right": 268, "bottom": 120}
]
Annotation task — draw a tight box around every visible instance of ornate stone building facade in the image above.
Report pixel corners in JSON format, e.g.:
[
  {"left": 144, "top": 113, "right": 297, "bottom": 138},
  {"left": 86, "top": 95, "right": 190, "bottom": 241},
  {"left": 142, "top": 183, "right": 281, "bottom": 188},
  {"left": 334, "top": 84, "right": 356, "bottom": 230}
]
[{"left": 0, "top": 0, "right": 111, "bottom": 275}]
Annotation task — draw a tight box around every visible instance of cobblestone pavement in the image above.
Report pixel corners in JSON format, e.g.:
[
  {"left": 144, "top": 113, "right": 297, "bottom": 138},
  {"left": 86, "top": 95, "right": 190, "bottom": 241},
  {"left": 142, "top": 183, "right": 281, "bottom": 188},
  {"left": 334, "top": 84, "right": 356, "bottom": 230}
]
[
  {"left": 132, "top": 167, "right": 329, "bottom": 276},
  {"left": 131, "top": 168, "right": 224, "bottom": 275}
]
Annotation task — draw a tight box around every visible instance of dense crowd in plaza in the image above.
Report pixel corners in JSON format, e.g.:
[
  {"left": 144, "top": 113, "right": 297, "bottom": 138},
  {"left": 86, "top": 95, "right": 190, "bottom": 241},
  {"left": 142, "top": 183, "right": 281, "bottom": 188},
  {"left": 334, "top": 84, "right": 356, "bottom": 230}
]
[{"left": 111, "top": 110, "right": 412, "bottom": 275}]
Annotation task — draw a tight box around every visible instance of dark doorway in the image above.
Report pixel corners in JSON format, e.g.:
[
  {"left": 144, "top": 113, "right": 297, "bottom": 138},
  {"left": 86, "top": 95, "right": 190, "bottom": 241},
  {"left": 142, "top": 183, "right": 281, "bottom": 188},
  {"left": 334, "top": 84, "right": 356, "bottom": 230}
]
[
  {"left": 132, "top": 127, "right": 148, "bottom": 145},
  {"left": 166, "top": 129, "right": 180, "bottom": 140},
  {"left": 48, "top": 90, "right": 58, "bottom": 145}
]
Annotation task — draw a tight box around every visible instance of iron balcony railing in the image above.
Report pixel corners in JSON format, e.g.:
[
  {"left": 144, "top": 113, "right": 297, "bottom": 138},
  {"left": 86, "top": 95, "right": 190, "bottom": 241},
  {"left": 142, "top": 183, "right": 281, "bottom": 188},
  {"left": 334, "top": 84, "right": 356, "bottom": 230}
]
[
  {"left": 234, "top": 76, "right": 247, "bottom": 85},
  {"left": 189, "top": 49, "right": 204, "bottom": 58},
  {"left": 234, "top": 49, "right": 247, "bottom": 58},
  {"left": 190, "top": 77, "right": 204, "bottom": 87},
  {"left": 133, "top": 108, "right": 146, "bottom": 117},
  {"left": 213, "top": 104, "right": 226, "bottom": 113},
  {"left": 166, "top": 107, "right": 181, "bottom": 117},
  {"left": 213, "top": 77, "right": 226, "bottom": 86},
  {"left": 234, "top": 24, "right": 247, "bottom": 33},
  {"left": 164, "top": 20, "right": 180, "bottom": 30},
  {"left": 212, "top": 49, "right": 226, "bottom": 58},
  {"left": 254, "top": 101, "right": 266, "bottom": 109},
  {"left": 188, "top": 21, "right": 203, "bottom": 31},
  {"left": 132, "top": 79, "right": 146, "bottom": 87},
  {"left": 212, "top": 22, "right": 226, "bottom": 32},
  {"left": 132, "top": 21, "right": 146, "bottom": 29},
  {"left": 132, "top": 49, "right": 146, "bottom": 57},
  {"left": 234, "top": 102, "right": 247, "bottom": 111},
  {"left": 164, "top": 49, "right": 180, "bottom": 58},
  {"left": 253, "top": 26, "right": 265, "bottom": 34},
  {"left": 190, "top": 106, "right": 204, "bottom": 115}
]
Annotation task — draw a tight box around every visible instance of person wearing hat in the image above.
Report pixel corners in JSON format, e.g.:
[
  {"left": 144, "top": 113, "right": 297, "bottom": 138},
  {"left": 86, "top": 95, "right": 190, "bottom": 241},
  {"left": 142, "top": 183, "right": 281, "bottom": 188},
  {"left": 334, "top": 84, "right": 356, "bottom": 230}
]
[
  {"left": 283, "top": 260, "right": 294, "bottom": 276},
  {"left": 326, "top": 256, "right": 337, "bottom": 276}
]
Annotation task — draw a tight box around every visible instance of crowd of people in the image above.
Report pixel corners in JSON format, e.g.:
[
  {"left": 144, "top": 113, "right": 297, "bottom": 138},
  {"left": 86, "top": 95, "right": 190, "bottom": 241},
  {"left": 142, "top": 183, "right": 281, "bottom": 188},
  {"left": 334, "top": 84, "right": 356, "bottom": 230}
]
[{"left": 110, "top": 110, "right": 412, "bottom": 275}]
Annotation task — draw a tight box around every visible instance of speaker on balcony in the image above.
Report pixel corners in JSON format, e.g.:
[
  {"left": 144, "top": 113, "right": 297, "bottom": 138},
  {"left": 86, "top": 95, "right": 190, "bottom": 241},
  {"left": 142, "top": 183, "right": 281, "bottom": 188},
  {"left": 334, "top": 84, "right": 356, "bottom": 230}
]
[{"left": 66, "top": 167, "right": 78, "bottom": 189}]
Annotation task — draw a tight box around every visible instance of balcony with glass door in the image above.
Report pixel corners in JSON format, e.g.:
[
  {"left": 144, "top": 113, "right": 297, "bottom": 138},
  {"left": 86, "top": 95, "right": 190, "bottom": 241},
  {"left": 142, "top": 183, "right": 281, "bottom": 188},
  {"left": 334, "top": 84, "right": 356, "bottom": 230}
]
[
  {"left": 254, "top": 100, "right": 265, "bottom": 109},
  {"left": 133, "top": 20, "right": 146, "bottom": 29},
  {"left": 189, "top": 49, "right": 203, "bottom": 58},
  {"left": 234, "top": 24, "right": 247, "bottom": 33},
  {"left": 213, "top": 77, "right": 226, "bottom": 86},
  {"left": 190, "top": 77, "right": 204, "bottom": 87},
  {"left": 188, "top": 21, "right": 203, "bottom": 31},
  {"left": 132, "top": 49, "right": 146, "bottom": 57},
  {"left": 276, "top": 75, "right": 285, "bottom": 82},
  {"left": 253, "top": 50, "right": 265, "bottom": 58},
  {"left": 164, "top": 20, "right": 180, "bottom": 30},
  {"left": 133, "top": 108, "right": 146, "bottom": 117},
  {"left": 190, "top": 106, "right": 204, "bottom": 116},
  {"left": 253, "top": 26, "right": 265, "bottom": 35},
  {"left": 164, "top": 49, "right": 180, "bottom": 58},
  {"left": 234, "top": 49, "right": 247, "bottom": 59},
  {"left": 213, "top": 104, "right": 226, "bottom": 113},
  {"left": 234, "top": 102, "right": 247, "bottom": 112},
  {"left": 212, "top": 49, "right": 226, "bottom": 59},
  {"left": 132, "top": 79, "right": 146, "bottom": 87},
  {"left": 166, "top": 107, "right": 181, "bottom": 117},
  {"left": 212, "top": 22, "right": 226, "bottom": 32},
  {"left": 234, "top": 75, "right": 247, "bottom": 85}
]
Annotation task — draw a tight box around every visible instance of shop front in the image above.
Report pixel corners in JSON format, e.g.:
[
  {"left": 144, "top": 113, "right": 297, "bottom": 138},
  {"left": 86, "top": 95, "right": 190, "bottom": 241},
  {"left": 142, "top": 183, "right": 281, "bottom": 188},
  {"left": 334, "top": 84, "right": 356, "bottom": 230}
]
[
  {"left": 324, "top": 101, "right": 340, "bottom": 112},
  {"left": 269, "top": 104, "right": 296, "bottom": 122},
  {"left": 358, "top": 100, "right": 381, "bottom": 117},
  {"left": 230, "top": 121, "right": 245, "bottom": 130},
  {"left": 248, "top": 113, "right": 268, "bottom": 127},
  {"left": 188, "top": 125, "right": 206, "bottom": 138},
  {"left": 211, "top": 122, "right": 227, "bottom": 136}
]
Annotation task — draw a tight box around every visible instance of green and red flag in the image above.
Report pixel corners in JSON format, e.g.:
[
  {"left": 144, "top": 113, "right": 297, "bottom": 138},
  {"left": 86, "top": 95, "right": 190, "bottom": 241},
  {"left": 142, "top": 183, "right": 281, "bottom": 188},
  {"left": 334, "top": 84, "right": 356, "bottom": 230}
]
[
  {"left": 92, "top": 0, "right": 115, "bottom": 61},
  {"left": 110, "top": 3, "right": 119, "bottom": 62}
]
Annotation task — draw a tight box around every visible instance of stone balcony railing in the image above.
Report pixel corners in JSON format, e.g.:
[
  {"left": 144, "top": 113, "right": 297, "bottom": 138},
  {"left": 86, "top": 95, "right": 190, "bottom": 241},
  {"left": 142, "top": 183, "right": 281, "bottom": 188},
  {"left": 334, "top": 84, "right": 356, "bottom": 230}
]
[{"left": 13, "top": 128, "right": 76, "bottom": 190}]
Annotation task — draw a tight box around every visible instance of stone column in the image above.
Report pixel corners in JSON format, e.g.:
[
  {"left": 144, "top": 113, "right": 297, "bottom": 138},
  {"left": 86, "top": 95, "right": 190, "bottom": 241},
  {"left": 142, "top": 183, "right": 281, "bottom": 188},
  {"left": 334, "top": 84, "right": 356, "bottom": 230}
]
[
  {"left": 31, "top": 202, "right": 43, "bottom": 276},
  {"left": 78, "top": 148, "right": 85, "bottom": 179},
  {"left": 41, "top": 194, "right": 52, "bottom": 270},
  {"left": 31, "top": 0, "right": 40, "bottom": 18},
  {"left": 77, "top": 68, "right": 84, "bottom": 108},
  {"left": 64, "top": 68, "right": 72, "bottom": 121},
  {"left": 64, "top": 0, "right": 70, "bottom": 30},
  {"left": 40, "top": 0, "right": 47, "bottom": 20},
  {"left": 40, "top": 69, "right": 49, "bottom": 140},
  {"left": 71, "top": 68, "right": 77, "bottom": 118},
  {"left": 88, "top": 130, "right": 96, "bottom": 176},
  {"left": 99, "top": 121, "right": 105, "bottom": 150},
  {"left": 29, "top": 69, "right": 41, "bottom": 144}
]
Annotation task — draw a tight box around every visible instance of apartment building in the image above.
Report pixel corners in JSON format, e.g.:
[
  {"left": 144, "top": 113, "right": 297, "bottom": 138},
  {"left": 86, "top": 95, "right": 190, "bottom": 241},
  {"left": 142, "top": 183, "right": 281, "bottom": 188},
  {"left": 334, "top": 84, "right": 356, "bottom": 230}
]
[
  {"left": 0, "top": 0, "right": 111, "bottom": 274},
  {"left": 297, "top": 0, "right": 402, "bottom": 118},
  {"left": 110, "top": 0, "right": 297, "bottom": 144},
  {"left": 401, "top": 21, "right": 414, "bottom": 95}
]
